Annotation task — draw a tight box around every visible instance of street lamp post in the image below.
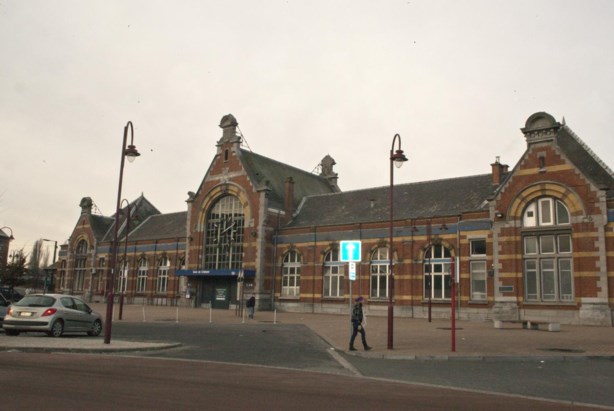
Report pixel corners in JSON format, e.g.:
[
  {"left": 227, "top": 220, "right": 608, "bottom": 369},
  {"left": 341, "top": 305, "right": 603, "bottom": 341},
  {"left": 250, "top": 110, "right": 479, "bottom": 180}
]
[
  {"left": 388, "top": 134, "right": 408, "bottom": 350},
  {"left": 41, "top": 238, "right": 58, "bottom": 294},
  {"left": 104, "top": 121, "right": 140, "bottom": 344}
]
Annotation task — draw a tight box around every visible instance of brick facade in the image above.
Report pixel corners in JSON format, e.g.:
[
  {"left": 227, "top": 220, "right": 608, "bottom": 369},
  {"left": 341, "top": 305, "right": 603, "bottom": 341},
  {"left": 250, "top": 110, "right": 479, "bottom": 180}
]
[{"left": 56, "top": 112, "right": 614, "bottom": 325}]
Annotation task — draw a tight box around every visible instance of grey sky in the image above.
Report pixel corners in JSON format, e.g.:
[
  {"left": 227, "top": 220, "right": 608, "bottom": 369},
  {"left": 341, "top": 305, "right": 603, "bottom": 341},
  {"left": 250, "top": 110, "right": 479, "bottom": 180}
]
[{"left": 1, "top": 0, "right": 613, "bottom": 258}]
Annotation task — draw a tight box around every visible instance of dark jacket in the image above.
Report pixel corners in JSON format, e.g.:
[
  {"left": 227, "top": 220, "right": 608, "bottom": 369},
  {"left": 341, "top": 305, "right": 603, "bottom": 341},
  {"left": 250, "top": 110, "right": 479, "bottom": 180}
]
[{"left": 351, "top": 302, "right": 363, "bottom": 324}]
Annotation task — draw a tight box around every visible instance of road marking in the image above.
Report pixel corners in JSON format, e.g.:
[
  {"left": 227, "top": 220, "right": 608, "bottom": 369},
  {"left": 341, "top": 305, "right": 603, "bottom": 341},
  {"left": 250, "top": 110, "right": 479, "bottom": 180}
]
[{"left": 327, "top": 348, "right": 362, "bottom": 376}]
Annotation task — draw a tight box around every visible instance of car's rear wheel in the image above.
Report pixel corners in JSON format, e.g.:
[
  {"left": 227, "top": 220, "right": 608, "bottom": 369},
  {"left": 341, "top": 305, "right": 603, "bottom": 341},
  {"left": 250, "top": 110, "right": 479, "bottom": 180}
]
[
  {"left": 48, "top": 320, "right": 64, "bottom": 337},
  {"left": 88, "top": 319, "right": 102, "bottom": 336},
  {"left": 5, "top": 329, "right": 20, "bottom": 336}
]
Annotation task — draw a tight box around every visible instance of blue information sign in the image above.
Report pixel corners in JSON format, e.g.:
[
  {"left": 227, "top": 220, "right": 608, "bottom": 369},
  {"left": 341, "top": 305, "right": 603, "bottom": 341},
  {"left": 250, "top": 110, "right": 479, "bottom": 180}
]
[{"left": 340, "top": 240, "right": 361, "bottom": 262}]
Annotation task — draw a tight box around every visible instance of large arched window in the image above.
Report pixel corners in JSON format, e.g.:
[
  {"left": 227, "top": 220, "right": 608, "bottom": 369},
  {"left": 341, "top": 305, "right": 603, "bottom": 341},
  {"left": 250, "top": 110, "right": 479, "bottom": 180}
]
[
  {"left": 423, "top": 244, "right": 452, "bottom": 300},
  {"left": 281, "top": 250, "right": 301, "bottom": 297},
  {"left": 74, "top": 239, "right": 88, "bottom": 291},
  {"left": 204, "top": 195, "right": 245, "bottom": 270},
  {"left": 522, "top": 197, "right": 573, "bottom": 303},
  {"left": 323, "top": 249, "right": 344, "bottom": 298},
  {"left": 370, "top": 247, "right": 389, "bottom": 299}
]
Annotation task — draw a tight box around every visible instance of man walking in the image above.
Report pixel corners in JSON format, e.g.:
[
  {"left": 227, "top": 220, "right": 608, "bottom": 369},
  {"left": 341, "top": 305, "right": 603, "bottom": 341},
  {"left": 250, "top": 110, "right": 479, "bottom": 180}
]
[
  {"left": 349, "top": 296, "right": 372, "bottom": 351},
  {"left": 246, "top": 294, "right": 256, "bottom": 319}
]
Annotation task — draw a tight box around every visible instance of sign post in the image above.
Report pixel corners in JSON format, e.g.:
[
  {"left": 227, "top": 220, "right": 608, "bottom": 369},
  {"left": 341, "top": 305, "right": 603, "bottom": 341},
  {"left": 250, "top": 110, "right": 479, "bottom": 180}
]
[{"left": 340, "top": 241, "right": 362, "bottom": 331}]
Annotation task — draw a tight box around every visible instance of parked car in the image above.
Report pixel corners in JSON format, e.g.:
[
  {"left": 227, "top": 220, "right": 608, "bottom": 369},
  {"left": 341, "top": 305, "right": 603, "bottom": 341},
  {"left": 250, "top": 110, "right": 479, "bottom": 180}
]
[
  {"left": 2, "top": 294, "right": 103, "bottom": 337},
  {"left": 0, "top": 294, "right": 9, "bottom": 328},
  {"left": 0, "top": 286, "right": 23, "bottom": 303}
]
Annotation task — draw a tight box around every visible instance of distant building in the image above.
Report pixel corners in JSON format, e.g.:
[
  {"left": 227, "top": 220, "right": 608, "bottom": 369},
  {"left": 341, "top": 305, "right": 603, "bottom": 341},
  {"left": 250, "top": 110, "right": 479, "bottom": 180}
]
[
  {"left": 0, "top": 228, "right": 12, "bottom": 269},
  {"left": 57, "top": 112, "right": 614, "bottom": 325}
]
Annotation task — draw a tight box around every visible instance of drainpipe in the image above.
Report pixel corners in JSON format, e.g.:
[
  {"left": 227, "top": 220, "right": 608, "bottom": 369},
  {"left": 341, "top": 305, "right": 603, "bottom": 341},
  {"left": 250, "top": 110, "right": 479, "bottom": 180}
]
[{"left": 271, "top": 211, "right": 281, "bottom": 311}]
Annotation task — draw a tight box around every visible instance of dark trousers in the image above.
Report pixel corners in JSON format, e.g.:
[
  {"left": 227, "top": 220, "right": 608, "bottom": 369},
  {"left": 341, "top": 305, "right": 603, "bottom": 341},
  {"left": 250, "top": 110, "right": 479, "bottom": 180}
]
[{"left": 349, "top": 321, "right": 368, "bottom": 348}]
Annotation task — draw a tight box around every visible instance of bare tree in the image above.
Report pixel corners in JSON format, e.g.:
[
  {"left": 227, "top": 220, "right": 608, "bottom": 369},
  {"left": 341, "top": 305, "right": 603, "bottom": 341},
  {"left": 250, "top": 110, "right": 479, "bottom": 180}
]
[
  {"left": 0, "top": 248, "right": 27, "bottom": 298},
  {"left": 28, "top": 239, "right": 49, "bottom": 290}
]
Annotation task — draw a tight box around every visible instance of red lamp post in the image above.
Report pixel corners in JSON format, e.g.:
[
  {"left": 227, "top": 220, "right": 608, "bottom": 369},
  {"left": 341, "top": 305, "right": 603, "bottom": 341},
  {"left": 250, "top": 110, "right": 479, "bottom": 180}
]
[
  {"left": 388, "top": 134, "right": 408, "bottom": 350},
  {"left": 104, "top": 121, "right": 140, "bottom": 344}
]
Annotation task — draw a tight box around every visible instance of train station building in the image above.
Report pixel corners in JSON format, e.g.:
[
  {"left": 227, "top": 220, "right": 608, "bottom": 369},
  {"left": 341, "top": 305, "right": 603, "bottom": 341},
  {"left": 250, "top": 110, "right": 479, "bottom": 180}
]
[{"left": 56, "top": 112, "right": 614, "bottom": 326}]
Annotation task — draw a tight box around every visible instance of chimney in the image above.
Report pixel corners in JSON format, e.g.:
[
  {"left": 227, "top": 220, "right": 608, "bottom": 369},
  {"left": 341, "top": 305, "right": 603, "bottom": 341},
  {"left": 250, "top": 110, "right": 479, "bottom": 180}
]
[
  {"left": 284, "top": 177, "right": 295, "bottom": 223},
  {"left": 491, "top": 156, "right": 507, "bottom": 186}
]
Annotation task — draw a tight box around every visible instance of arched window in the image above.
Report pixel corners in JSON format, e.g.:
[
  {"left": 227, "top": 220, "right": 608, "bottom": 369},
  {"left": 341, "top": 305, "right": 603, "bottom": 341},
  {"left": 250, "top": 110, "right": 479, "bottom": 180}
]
[
  {"left": 137, "top": 258, "right": 148, "bottom": 293},
  {"left": 204, "top": 195, "right": 245, "bottom": 270},
  {"left": 423, "top": 244, "right": 452, "bottom": 300},
  {"left": 281, "top": 250, "right": 301, "bottom": 297},
  {"left": 323, "top": 249, "right": 344, "bottom": 298},
  {"left": 523, "top": 197, "right": 570, "bottom": 227},
  {"left": 522, "top": 197, "right": 573, "bottom": 303},
  {"left": 74, "top": 239, "right": 88, "bottom": 291},
  {"left": 118, "top": 259, "right": 129, "bottom": 293},
  {"left": 370, "top": 247, "right": 389, "bottom": 299},
  {"left": 156, "top": 257, "right": 170, "bottom": 293}
]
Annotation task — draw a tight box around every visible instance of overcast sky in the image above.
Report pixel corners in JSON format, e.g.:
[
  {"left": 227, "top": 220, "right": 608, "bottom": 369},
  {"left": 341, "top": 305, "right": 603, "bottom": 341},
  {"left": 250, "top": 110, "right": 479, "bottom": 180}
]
[{"left": 1, "top": 0, "right": 613, "bottom": 260}]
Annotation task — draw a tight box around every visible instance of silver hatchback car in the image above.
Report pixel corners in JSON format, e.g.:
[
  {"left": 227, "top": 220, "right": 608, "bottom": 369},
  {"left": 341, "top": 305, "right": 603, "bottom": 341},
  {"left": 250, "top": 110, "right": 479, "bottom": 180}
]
[{"left": 2, "top": 294, "right": 103, "bottom": 337}]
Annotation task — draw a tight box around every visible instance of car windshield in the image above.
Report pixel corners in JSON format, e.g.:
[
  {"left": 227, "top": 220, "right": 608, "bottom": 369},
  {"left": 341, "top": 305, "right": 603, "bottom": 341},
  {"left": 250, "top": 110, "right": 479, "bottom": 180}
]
[{"left": 14, "top": 295, "right": 56, "bottom": 308}]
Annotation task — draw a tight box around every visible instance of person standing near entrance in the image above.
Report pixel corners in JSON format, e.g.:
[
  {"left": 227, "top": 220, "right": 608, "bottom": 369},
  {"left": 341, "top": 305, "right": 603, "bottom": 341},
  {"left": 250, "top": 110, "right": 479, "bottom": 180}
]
[
  {"left": 349, "top": 296, "right": 372, "bottom": 351},
  {"left": 246, "top": 294, "right": 255, "bottom": 319}
]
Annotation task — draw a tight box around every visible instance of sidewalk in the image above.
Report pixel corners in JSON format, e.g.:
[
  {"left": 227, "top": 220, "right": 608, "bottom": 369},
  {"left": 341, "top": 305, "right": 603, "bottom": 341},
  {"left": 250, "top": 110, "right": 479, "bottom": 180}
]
[{"left": 3, "top": 302, "right": 614, "bottom": 360}]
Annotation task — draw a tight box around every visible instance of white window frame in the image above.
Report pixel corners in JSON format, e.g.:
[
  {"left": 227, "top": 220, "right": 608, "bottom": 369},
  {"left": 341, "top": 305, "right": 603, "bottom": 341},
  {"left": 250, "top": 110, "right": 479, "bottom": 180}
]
[
  {"left": 137, "top": 258, "right": 148, "bottom": 293},
  {"left": 470, "top": 260, "right": 487, "bottom": 301},
  {"left": 323, "top": 249, "right": 344, "bottom": 298},
  {"left": 156, "top": 257, "right": 170, "bottom": 294},
  {"left": 281, "top": 251, "right": 301, "bottom": 297},
  {"left": 424, "top": 244, "right": 452, "bottom": 300},
  {"left": 370, "top": 247, "right": 389, "bottom": 299}
]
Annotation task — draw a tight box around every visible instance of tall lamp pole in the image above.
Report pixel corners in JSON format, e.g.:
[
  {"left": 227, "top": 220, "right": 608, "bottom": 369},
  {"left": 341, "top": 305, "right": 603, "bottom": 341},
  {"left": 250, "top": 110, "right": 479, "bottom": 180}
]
[
  {"left": 104, "top": 121, "right": 140, "bottom": 344},
  {"left": 388, "top": 134, "right": 408, "bottom": 350},
  {"left": 41, "top": 238, "right": 58, "bottom": 293}
]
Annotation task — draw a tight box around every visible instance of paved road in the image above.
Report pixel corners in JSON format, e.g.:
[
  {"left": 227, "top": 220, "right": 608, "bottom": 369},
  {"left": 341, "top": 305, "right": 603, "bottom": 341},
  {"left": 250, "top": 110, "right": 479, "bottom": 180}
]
[
  {"left": 109, "top": 322, "right": 614, "bottom": 409},
  {"left": 0, "top": 352, "right": 604, "bottom": 411},
  {"left": 112, "top": 321, "right": 349, "bottom": 375}
]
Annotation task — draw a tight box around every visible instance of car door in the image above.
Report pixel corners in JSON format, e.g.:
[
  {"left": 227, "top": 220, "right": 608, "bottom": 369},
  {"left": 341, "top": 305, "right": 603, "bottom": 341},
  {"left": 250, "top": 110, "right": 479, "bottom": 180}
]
[
  {"left": 72, "top": 298, "right": 94, "bottom": 331},
  {"left": 59, "top": 297, "right": 81, "bottom": 331}
]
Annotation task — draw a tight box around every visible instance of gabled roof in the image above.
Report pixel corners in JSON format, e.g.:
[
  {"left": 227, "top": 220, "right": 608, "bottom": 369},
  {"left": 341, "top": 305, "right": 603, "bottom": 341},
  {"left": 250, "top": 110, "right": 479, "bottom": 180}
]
[
  {"left": 557, "top": 125, "right": 614, "bottom": 197},
  {"left": 288, "top": 174, "right": 496, "bottom": 227},
  {"left": 126, "top": 211, "right": 187, "bottom": 241},
  {"left": 239, "top": 149, "right": 337, "bottom": 209},
  {"left": 101, "top": 195, "right": 162, "bottom": 243}
]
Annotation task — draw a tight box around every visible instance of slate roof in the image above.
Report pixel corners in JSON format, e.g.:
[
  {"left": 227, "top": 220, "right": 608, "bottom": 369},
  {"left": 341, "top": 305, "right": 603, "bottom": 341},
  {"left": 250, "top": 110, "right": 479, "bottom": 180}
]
[
  {"left": 101, "top": 195, "right": 162, "bottom": 243},
  {"left": 126, "top": 211, "right": 187, "bottom": 242},
  {"left": 89, "top": 215, "right": 114, "bottom": 243},
  {"left": 557, "top": 125, "right": 614, "bottom": 198},
  {"left": 288, "top": 174, "right": 496, "bottom": 227},
  {"left": 239, "top": 149, "right": 337, "bottom": 209}
]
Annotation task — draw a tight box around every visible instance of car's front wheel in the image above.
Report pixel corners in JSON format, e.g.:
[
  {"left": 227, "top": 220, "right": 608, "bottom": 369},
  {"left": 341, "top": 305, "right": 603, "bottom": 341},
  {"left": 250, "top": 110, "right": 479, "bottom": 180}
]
[
  {"left": 88, "top": 319, "right": 102, "bottom": 337},
  {"left": 4, "top": 329, "right": 20, "bottom": 336},
  {"left": 48, "top": 320, "right": 64, "bottom": 337}
]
